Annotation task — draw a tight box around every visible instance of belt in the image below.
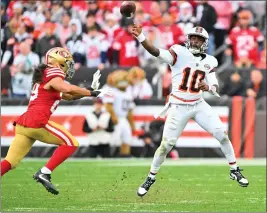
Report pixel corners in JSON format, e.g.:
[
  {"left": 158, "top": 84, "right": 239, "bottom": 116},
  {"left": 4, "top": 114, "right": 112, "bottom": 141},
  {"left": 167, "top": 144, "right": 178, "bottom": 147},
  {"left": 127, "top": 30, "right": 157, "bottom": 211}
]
[{"left": 170, "top": 94, "right": 200, "bottom": 103}]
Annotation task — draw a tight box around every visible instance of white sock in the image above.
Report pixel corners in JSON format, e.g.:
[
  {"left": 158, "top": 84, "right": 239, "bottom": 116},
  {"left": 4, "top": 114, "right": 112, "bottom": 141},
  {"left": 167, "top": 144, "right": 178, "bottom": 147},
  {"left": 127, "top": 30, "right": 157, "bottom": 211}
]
[
  {"left": 41, "top": 166, "right": 52, "bottom": 174},
  {"left": 220, "top": 141, "right": 238, "bottom": 170},
  {"left": 150, "top": 142, "right": 173, "bottom": 175}
]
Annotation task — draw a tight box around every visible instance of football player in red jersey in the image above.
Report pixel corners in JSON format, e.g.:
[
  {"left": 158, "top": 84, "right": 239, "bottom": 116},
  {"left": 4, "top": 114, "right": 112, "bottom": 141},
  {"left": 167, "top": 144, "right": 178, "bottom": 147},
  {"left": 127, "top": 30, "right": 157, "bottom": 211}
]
[{"left": 1, "top": 47, "right": 109, "bottom": 195}]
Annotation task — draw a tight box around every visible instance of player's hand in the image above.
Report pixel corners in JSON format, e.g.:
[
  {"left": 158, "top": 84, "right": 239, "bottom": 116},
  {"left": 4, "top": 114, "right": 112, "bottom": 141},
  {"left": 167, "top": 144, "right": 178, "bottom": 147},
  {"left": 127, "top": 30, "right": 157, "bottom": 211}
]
[
  {"left": 198, "top": 81, "right": 209, "bottom": 91},
  {"left": 132, "top": 24, "right": 142, "bottom": 37},
  {"left": 95, "top": 87, "right": 113, "bottom": 98},
  {"left": 91, "top": 69, "right": 101, "bottom": 90}
]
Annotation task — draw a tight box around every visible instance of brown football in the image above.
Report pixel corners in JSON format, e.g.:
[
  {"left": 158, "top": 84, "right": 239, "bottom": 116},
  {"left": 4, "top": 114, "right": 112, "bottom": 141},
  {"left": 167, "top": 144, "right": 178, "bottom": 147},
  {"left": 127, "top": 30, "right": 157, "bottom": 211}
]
[{"left": 120, "top": 1, "right": 136, "bottom": 18}]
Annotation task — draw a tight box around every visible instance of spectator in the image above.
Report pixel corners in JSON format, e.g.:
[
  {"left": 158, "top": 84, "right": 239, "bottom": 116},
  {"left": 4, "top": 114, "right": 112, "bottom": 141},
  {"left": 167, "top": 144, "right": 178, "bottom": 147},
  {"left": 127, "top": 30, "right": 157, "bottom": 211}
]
[
  {"left": 50, "top": 0, "right": 63, "bottom": 23},
  {"left": 62, "top": 0, "right": 80, "bottom": 20},
  {"left": 246, "top": 69, "right": 266, "bottom": 99},
  {"left": 112, "top": 18, "right": 139, "bottom": 67},
  {"left": 82, "top": 11, "right": 101, "bottom": 33},
  {"left": 23, "top": 1, "right": 46, "bottom": 28},
  {"left": 208, "top": 1, "right": 233, "bottom": 64},
  {"left": 11, "top": 1, "right": 24, "bottom": 19},
  {"left": 82, "top": 98, "right": 114, "bottom": 158},
  {"left": 1, "top": 21, "right": 33, "bottom": 68},
  {"left": 195, "top": 0, "right": 217, "bottom": 55},
  {"left": 225, "top": 10, "right": 264, "bottom": 66},
  {"left": 158, "top": 1, "right": 170, "bottom": 14},
  {"left": 83, "top": 25, "right": 108, "bottom": 70},
  {"left": 65, "top": 18, "right": 86, "bottom": 68},
  {"left": 101, "top": 12, "right": 122, "bottom": 65},
  {"left": 158, "top": 12, "right": 185, "bottom": 49},
  {"left": 10, "top": 41, "right": 39, "bottom": 99},
  {"left": 127, "top": 67, "right": 153, "bottom": 100},
  {"left": 55, "top": 11, "right": 72, "bottom": 46},
  {"left": 149, "top": 2, "right": 162, "bottom": 26},
  {"left": 176, "top": 2, "right": 197, "bottom": 35},
  {"left": 134, "top": 8, "right": 151, "bottom": 27},
  {"left": 220, "top": 72, "right": 246, "bottom": 97},
  {"left": 35, "top": 22, "right": 61, "bottom": 62}
]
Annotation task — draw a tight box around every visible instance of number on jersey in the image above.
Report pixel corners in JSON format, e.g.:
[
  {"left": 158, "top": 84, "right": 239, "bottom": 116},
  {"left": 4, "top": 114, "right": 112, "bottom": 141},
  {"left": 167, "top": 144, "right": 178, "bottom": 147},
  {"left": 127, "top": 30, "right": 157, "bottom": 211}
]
[
  {"left": 179, "top": 68, "right": 205, "bottom": 93},
  {"left": 30, "top": 83, "right": 40, "bottom": 101}
]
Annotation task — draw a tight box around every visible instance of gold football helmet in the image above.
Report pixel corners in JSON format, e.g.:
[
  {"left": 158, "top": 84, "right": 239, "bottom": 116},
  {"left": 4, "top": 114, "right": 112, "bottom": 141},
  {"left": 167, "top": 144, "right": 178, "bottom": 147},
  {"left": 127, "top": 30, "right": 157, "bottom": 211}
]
[
  {"left": 128, "top": 66, "right": 145, "bottom": 85},
  {"left": 45, "top": 47, "right": 75, "bottom": 79},
  {"left": 112, "top": 70, "right": 129, "bottom": 90}
]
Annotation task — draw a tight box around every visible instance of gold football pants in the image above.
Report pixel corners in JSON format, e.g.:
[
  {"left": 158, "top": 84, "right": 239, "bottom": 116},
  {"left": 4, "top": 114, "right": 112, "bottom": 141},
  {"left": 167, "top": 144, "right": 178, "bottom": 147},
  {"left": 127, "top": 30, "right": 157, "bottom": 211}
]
[{"left": 5, "top": 121, "right": 79, "bottom": 168}]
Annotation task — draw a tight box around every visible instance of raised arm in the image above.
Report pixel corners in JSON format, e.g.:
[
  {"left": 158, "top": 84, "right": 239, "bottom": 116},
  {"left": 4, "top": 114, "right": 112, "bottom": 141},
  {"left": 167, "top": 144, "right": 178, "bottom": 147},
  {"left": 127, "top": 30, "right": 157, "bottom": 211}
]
[{"left": 131, "top": 24, "right": 176, "bottom": 65}]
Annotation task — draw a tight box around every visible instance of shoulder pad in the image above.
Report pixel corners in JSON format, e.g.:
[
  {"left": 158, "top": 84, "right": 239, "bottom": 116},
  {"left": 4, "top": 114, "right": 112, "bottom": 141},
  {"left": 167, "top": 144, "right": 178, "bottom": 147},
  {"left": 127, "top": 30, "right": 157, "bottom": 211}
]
[
  {"left": 204, "top": 54, "right": 218, "bottom": 71},
  {"left": 170, "top": 44, "right": 185, "bottom": 55}
]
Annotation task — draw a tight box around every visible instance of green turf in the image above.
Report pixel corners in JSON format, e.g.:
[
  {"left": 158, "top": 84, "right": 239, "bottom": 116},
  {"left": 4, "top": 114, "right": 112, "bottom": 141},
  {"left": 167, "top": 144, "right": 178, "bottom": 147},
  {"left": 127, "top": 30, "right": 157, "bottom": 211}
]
[{"left": 1, "top": 159, "right": 266, "bottom": 212}]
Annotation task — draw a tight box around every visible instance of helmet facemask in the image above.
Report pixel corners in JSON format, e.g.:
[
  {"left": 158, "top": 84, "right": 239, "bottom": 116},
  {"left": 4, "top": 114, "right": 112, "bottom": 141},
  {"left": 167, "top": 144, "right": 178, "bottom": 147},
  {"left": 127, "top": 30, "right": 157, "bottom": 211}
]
[
  {"left": 185, "top": 34, "right": 208, "bottom": 54},
  {"left": 65, "top": 60, "right": 75, "bottom": 80}
]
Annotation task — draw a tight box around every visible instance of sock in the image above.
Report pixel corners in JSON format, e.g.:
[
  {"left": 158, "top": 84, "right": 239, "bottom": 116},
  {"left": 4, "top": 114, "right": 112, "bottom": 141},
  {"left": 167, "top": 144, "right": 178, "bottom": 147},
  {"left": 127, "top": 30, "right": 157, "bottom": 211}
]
[
  {"left": 1, "top": 160, "right": 11, "bottom": 176},
  {"left": 150, "top": 142, "right": 173, "bottom": 174},
  {"left": 148, "top": 172, "right": 157, "bottom": 179},
  {"left": 41, "top": 166, "right": 52, "bottom": 174},
  {"left": 220, "top": 141, "right": 238, "bottom": 170},
  {"left": 45, "top": 146, "right": 77, "bottom": 172}
]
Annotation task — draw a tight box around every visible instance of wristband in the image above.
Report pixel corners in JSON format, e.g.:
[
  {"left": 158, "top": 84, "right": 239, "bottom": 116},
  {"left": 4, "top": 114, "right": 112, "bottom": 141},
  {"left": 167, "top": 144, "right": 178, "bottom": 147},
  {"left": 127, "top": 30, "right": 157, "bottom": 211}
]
[
  {"left": 136, "top": 33, "right": 146, "bottom": 43},
  {"left": 90, "top": 90, "right": 101, "bottom": 97}
]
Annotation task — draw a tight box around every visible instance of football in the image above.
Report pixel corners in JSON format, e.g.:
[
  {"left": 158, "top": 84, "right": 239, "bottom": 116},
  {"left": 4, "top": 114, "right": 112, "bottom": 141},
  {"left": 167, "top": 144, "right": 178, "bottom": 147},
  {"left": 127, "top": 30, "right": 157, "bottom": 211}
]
[{"left": 120, "top": 1, "right": 136, "bottom": 18}]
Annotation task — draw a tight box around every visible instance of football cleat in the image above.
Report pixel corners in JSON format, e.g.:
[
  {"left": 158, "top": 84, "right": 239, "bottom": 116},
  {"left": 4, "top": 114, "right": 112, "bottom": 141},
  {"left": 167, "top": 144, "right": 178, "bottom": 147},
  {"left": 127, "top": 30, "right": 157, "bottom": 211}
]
[
  {"left": 33, "top": 170, "right": 59, "bottom": 195},
  {"left": 137, "top": 176, "right": 156, "bottom": 197},
  {"left": 229, "top": 167, "right": 249, "bottom": 187}
]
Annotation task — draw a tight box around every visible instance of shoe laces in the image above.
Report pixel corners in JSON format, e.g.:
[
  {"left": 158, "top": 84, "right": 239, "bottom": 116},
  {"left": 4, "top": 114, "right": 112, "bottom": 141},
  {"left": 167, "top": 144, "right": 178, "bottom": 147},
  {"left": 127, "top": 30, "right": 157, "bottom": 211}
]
[
  {"left": 142, "top": 177, "right": 154, "bottom": 189},
  {"left": 232, "top": 167, "right": 245, "bottom": 179}
]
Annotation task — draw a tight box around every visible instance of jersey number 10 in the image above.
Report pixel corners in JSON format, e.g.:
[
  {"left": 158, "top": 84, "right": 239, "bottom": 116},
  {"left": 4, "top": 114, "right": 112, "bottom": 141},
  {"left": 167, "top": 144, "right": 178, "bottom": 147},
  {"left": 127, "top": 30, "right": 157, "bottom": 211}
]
[{"left": 179, "top": 68, "right": 205, "bottom": 93}]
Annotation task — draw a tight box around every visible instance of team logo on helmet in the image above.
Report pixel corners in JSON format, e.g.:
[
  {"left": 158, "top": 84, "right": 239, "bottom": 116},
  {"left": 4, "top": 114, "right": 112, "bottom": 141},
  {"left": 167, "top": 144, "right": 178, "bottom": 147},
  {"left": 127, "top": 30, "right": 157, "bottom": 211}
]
[
  {"left": 195, "top": 27, "right": 203, "bottom": 33},
  {"left": 58, "top": 50, "right": 70, "bottom": 58}
]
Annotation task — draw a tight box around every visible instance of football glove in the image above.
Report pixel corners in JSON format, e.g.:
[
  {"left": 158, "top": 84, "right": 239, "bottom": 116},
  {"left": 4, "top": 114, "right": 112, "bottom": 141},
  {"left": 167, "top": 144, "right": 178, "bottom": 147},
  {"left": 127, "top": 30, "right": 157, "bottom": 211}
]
[{"left": 90, "top": 69, "right": 101, "bottom": 91}]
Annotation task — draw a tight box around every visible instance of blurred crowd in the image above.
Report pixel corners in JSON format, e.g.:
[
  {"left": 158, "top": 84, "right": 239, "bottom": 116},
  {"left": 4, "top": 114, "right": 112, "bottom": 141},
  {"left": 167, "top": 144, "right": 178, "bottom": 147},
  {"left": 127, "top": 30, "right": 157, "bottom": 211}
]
[{"left": 1, "top": 0, "right": 266, "bottom": 100}]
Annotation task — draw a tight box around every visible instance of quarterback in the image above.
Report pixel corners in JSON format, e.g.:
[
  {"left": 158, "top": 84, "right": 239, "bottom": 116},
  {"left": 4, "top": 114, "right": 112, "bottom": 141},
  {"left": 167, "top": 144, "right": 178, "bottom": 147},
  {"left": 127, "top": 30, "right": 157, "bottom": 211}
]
[
  {"left": 131, "top": 25, "right": 249, "bottom": 197},
  {"left": 1, "top": 47, "right": 109, "bottom": 195}
]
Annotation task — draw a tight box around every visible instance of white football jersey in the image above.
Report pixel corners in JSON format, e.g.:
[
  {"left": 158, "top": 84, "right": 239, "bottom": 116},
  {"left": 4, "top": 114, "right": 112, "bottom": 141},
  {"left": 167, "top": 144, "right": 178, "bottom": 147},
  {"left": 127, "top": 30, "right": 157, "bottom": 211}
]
[
  {"left": 167, "top": 45, "right": 218, "bottom": 104},
  {"left": 103, "top": 87, "right": 134, "bottom": 118}
]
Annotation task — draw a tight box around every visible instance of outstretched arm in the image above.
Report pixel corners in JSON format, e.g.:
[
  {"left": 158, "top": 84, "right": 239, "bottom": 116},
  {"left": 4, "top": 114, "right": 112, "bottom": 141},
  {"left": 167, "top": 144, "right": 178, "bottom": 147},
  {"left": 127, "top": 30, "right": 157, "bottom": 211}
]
[{"left": 131, "top": 24, "right": 176, "bottom": 65}]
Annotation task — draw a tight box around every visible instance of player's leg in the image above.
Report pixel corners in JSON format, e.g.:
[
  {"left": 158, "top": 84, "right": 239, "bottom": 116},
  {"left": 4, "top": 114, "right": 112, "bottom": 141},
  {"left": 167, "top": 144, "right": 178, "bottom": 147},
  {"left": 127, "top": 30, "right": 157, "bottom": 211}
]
[
  {"left": 193, "top": 101, "right": 249, "bottom": 187},
  {"left": 120, "top": 119, "right": 132, "bottom": 157},
  {"left": 1, "top": 126, "right": 35, "bottom": 176},
  {"left": 137, "top": 104, "right": 190, "bottom": 196},
  {"left": 31, "top": 121, "right": 79, "bottom": 195}
]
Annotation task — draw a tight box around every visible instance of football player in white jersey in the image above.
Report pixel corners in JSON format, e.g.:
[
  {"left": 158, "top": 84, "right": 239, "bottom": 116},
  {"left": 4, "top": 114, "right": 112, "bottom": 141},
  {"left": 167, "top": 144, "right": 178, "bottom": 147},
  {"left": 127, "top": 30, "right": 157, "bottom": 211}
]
[{"left": 131, "top": 25, "right": 249, "bottom": 197}]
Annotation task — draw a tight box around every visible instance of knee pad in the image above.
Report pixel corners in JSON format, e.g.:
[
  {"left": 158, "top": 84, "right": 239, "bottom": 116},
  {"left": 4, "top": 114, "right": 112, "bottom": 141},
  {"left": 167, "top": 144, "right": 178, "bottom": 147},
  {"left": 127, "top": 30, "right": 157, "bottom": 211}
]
[{"left": 213, "top": 129, "right": 229, "bottom": 143}]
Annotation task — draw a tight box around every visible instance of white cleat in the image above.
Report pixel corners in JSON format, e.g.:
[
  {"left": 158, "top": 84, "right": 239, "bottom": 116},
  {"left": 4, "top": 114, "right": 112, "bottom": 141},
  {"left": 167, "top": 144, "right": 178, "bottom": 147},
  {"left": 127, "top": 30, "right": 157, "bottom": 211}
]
[
  {"left": 137, "top": 176, "right": 156, "bottom": 197},
  {"left": 230, "top": 167, "right": 249, "bottom": 187}
]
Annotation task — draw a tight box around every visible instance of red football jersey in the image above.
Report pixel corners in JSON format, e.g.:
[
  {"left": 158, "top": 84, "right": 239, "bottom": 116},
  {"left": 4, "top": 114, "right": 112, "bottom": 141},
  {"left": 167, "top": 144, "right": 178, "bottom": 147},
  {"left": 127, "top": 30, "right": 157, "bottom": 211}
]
[
  {"left": 226, "top": 26, "right": 264, "bottom": 64},
  {"left": 158, "top": 25, "right": 185, "bottom": 49},
  {"left": 16, "top": 67, "right": 65, "bottom": 128},
  {"left": 112, "top": 31, "right": 140, "bottom": 67}
]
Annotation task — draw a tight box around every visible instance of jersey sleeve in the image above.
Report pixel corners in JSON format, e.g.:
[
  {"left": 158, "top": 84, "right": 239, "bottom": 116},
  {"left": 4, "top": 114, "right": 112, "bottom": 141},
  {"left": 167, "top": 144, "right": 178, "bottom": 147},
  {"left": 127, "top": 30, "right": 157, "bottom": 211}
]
[
  {"left": 208, "top": 56, "right": 218, "bottom": 73},
  {"left": 44, "top": 67, "right": 65, "bottom": 82}
]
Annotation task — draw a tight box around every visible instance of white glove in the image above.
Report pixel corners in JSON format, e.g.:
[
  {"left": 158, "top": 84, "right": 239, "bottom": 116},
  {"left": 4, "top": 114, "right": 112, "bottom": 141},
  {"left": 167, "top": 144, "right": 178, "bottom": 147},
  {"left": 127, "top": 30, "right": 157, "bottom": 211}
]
[
  {"left": 96, "top": 87, "right": 113, "bottom": 98},
  {"left": 91, "top": 70, "right": 101, "bottom": 90}
]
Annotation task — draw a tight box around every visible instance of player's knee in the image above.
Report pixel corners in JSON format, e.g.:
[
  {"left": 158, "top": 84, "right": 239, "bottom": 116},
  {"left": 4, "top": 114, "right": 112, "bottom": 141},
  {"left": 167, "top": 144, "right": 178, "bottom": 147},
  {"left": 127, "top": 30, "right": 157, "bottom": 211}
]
[
  {"left": 213, "top": 129, "right": 229, "bottom": 143},
  {"left": 158, "top": 137, "right": 176, "bottom": 155}
]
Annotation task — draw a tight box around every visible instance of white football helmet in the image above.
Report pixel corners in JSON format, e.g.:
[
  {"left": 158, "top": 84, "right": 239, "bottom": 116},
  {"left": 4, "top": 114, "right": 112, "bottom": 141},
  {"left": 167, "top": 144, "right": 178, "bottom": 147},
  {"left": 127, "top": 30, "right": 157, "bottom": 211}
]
[{"left": 185, "top": 26, "right": 209, "bottom": 54}]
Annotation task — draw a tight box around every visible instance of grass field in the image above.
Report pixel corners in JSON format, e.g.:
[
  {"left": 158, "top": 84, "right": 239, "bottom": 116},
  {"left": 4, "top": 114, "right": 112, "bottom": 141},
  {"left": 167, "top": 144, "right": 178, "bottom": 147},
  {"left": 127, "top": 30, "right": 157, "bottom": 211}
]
[{"left": 1, "top": 158, "right": 266, "bottom": 212}]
